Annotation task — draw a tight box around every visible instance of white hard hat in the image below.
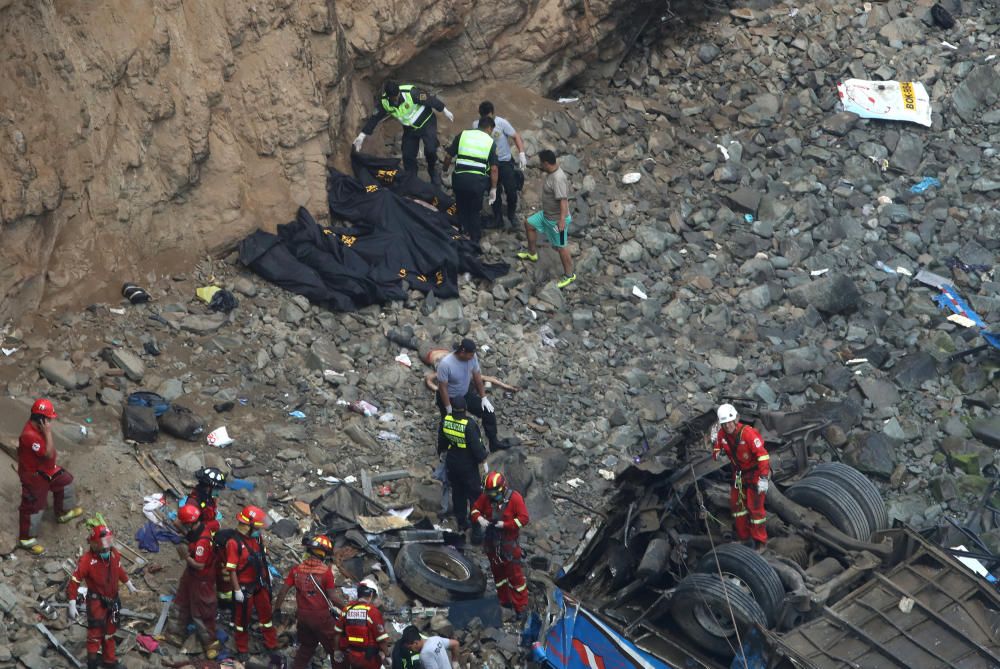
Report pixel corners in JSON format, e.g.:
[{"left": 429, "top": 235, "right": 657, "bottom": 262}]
[
  {"left": 717, "top": 403, "right": 738, "bottom": 424},
  {"left": 359, "top": 577, "right": 381, "bottom": 599}
]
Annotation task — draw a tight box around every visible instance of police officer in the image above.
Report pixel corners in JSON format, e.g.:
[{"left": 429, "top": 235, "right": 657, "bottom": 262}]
[
  {"left": 712, "top": 403, "right": 770, "bottom": 550},
  {"left": 273, "top": 534, "right": 346, "bottom": 669},
  {"left": 354, "top": 80, "right": 454, "bottom": 184},
  {"left": 470, "top": 472, "right": 530, "bottom": 618},
  {"left": 333, "top": 579, "right": 390, "bottom": 669},
  {"left": 438, "top": 396, "right": 488, "bottom": 537},
  {"left": 67, "top": 525, "right": 138, "bottom": 669},
  {"left": 17, "top": 398, "right": 83, "bottom": 554},
  {"left": 442, "top": 116, "right": 499, "bottom": 244}
]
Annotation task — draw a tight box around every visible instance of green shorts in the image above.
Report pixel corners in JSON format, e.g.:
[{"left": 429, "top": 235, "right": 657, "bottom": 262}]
[{"left": 527, "top": 212, "right": 571, "bottom": 248}]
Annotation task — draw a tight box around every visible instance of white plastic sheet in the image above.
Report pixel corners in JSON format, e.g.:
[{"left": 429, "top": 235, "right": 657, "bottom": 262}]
[{"left": 837, "top": 79, "right": 932, "bottom": 127}]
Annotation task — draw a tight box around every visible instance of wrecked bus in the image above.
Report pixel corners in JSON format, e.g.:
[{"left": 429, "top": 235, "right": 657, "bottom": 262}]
[{"left": 525, "top": 404, "right": 1000, "bottom": 669}]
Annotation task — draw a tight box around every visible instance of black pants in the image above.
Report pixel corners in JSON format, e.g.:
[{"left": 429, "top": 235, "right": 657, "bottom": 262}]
[
  {"left": 436, "top": 390, "right": 499, "bottom": 448},
  {"left": 401, "top": 115, "right": 439, "bottom": 179},
  {"left": 447, "top": 459, "right": 483, "bottom": 530},
  {"left": 493, "top": 160, "right": 518, "bottom": 222},
  {"left": 452, "top": 172, "right": 489, "bottom": 244}
]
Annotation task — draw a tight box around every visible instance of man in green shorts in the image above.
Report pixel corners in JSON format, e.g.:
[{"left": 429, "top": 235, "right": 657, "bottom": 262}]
[{"left": 517, "top": 150, "right": 576, "bottom": 288}]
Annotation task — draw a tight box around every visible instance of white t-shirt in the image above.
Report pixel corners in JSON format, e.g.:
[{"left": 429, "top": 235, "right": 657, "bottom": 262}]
[
  {"left": 473, "top": 116, "right": 517, "bottom": 161},
  {"left": 419, "top": 636, "right": 453, "bottom": 669}
]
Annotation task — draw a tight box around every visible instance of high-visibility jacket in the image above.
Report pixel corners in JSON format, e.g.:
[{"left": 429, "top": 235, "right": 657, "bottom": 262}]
[
  {"left": 714, "top": 423, "right": 769, "bottom": 485},
  {"left": 381, "top": 85, "right": 431, "bottom": 129},
  {"left": 454, "top": 130, "right": 494, "bottom": 177},
  {"left": 335, "top": 601, "right": 388, "bottom": 652},
  {"left": 442, "top": 414, "right": 469, "bottom": 449}
]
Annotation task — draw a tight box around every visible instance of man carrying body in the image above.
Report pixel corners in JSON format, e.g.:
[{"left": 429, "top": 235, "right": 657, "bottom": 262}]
[
  {"left": 517, "top": 150, "right": 576, "bottom": 288},
  {"left": 354, "top": 81, "right": 454, "bottom": 184},
  {"left": 712, "top": 403, "right": 770, "bottom": 551},
  {"left": 437, "top": 396, "right": 488, "bottom": 537},
  {"left": 474, "top": 101, "right": 527, "bottom": 230},
  {"left": 435, "top": 338, "right": 511, "bottom": 452},
  {"left": 442, "top": 116, "right": 498, "bottom": 245},
  {"left": 18, "top": 398, "right": 83, "bottom": 554}
]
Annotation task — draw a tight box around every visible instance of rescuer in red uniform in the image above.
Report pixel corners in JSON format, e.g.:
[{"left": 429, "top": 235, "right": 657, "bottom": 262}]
[
  {"left": 66, "top": 525, "right": 138, "bottom": 669},
  {"left": 18, "top": 398, "right": 83, "bottom": 554},
  {"left": 170, "top": 504, "right": 220, "bottom": 659},
  {"left": 273, "top": 534, "right": 347, "bottom": 669},
  {"left": 223, "top": 505, "right": 278, "bottom": 659},
  {"left": 333, "top": 579, "right": 389, "bottom": 669},
  {"left": 470, "top": 471, "right": 530, "bottom": 617},
  {"left": 713, "top": 403, "right": 770, "bottom": 549},
  {"left": 186, "top": 466, "right": 226, "bottom": 524}
]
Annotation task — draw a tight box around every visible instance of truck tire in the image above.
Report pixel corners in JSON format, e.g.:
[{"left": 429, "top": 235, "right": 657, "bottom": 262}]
[
  {"left": 671, "top": 573, "right": 767, "bottom": 658},
  {"left": 806, "top": 463, "right": 889, "bottom": 534},
  {"left": 785, "top": 477, "right": 872, "bottom": 541},
  {"left": 694, "top": 543, "right": 784, "bottom": 628},
  {"left": 394, "top": 543, "right": 486, "bottom": 605}
]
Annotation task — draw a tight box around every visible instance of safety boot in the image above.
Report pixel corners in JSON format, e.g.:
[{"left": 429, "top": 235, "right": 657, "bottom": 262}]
[
  {"left": 58, "top": 507, "right": 84, "bottom": 523},
  {"left": 18, "top": 538, "right": 45, "bottom": 555},
  {"left": 204, "top": 639, "right": 220, "bottom": 659}
]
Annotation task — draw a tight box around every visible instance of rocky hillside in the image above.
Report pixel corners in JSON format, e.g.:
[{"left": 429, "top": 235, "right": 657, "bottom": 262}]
[{"left": 0, "top": 0, "right": 632, "bottom": 323}]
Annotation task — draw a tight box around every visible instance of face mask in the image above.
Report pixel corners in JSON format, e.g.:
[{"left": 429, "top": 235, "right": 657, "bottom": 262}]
[
  {"left": 250, "top": 530, "right": 261, "bottom": 539},
  {"left": 99, "top": 550, "right": 111, "bottom": 560}
]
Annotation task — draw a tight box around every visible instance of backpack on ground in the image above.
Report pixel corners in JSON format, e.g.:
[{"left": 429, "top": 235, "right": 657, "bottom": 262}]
[
  {"left": 158, "top": 404, "right": 205, "bottom": 441},
  {"left": 122, "top": 405, "right": 158, "bottom": 443}
]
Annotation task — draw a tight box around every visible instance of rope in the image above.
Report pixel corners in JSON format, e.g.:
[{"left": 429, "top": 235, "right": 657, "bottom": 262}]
[{"left": 690, "top": 464, "right": 751, "bottom": 669}]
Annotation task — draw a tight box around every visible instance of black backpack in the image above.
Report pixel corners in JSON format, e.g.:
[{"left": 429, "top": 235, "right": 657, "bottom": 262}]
[{"left": 213, "top": 529, "right": 270, "bottom": 589}]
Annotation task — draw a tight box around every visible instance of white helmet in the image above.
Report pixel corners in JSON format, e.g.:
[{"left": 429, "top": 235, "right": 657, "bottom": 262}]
[
  {"left": 359, "top": 577, "right": 381, "bottom": 599},
  {"left": 717, "top": 403, "right": 738, "bottom": 424}
]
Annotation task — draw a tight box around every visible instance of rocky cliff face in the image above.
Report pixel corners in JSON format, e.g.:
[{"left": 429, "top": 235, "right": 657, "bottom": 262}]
[{"left": 0, "top": 0, "right": 630, "bottom": 322}]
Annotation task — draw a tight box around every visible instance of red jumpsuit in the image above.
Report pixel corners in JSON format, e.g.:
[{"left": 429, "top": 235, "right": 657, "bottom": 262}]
[
  {"left": 285, "top": 558, "right": 338, "bottom": 669},
  {"left": 334, "top": 600, "right": 388, "bottom": 669},
  {"left": 174, "top": 523, "right": 218, "bottom": 641},
  {"left": 224, "top": 534, "right": 278, "bottom": 652},
  {"left": 714, "top": 423, "right": 770, "bottom": 543},
  {"left": 68, "top": 549, "right": 129, "bottom": 664},
  {"left": 471, "top": 490, "right": 530, "bottom": 612},
  {"left": 18, "top": 420, "right": 75, "bottom": 540},
  {"left": 186, "top": 486, "right": 219, "bottom": 524}
]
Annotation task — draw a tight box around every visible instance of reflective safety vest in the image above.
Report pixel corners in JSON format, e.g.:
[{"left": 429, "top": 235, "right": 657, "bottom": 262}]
[
  {"left": 454, "top": 129, "right": 494, "bottom": 177},
  {"left": 343, "top": 603, "right": 379, "bottom": 649},
  {"left": 381, "top": 85, "right": 430, "bottom": 128},
  {"left": 442, "top": 414, "right": 469, "bottom": 449}
]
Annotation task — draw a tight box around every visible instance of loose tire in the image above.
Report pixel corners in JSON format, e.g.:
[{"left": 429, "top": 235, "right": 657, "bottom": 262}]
[
  {"left": 671, "top": 573, "right": 767, "bottom": 657},
  {"left": 695, "top": 543, "right": 784, "bottom": 628},
  {"left": 785, "top": 477, "right": 872, "bottom": 541},
  {"left": 806, "top": 463, "right": 889, "bottom": 535},
  {"left": 394, "top": 543, "right": 486, "bottom": 605}
]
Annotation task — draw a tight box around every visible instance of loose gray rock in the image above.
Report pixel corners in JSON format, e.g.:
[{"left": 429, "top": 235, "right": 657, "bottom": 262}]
[
  {"left": 782, "top": 346, "right": 826, "bottom": 375},
  {"left": 821, "top": 112, "right": 858, "bottom": 137},
  {"left": 39, "top": 356, "right": 87, "bottom": 389},
  {"left": 787, "top": 274, "right": 861, "bottom": 315},
  {"left": 952, "top": 64, "right": 1000, "bottom": 122},
  {"left": 278, "top": 301, "right": 306, "bottom": 325},
  {"left": 181, "top": 313, "right": 229, "bottom": 334},
  {"left": 110, "top": 348, "right": 145, "bottom": 382},
  {"left": 846, "top": 432, "right": 898, "bottom": 479},
  {"left": 738, "top": 93, "right": 780, "bottom": 127},
  {"left": 971, "top": 416, "right": 1000, "bottom": 448},
  {"left": 156, "top": 378, "right": 185, "bottom": 401},
  {"left": 856, "top": 377, "right": 900, "bottom": 410},
  {"left": 619, "top": 240, "right": 644, "bottom": 263}
]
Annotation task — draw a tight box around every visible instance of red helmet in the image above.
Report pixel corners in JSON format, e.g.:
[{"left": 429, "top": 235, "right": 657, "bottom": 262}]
[
  {"left": 305, "top": 534, "right": 333, "bottom": 558},
  {"left": 484, "top": 471, "right": 507, "bottom": 500},
  {"left": 31, "top": 398, "right": 58, "bottom": 419},
  {"left": 237, "top": 505, "right": 266, "bottom": 528},
  {"left": 178, "top": 504, "right": 201, "bottom": 525},
  {"left": 89, "top": 525, "right": 114, "bottom": 549}
]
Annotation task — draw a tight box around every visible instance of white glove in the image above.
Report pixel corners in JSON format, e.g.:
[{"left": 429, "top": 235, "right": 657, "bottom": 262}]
[
  {"left": 352, "top": 132, "right": 366, "bottom": 152},
  {"left": 445, "top": 404, "right": 452, "bottom": 415},
  {"left": 481, "top": 396, "right": 495, "bottom": 413},
  {"left": 477, "top": 516, "right": 490, "bottom": 529},
  {"left": 518, "top": 152, "right": 527, "bottom": 170},
  {"left": 126, "top": 580, "right": 137, "bottom": 593},
  {"left": 494, "top": 520, "right": 505, "bottom": 529},
  {"left": 757, "top": 477, "right": 769, "bottom": 494},
  {"left": 233, "top": 589, "right": 245, "bottom": 603},
  {"left": 488, "top": 189, "right": 497, "bottom": 206},
  {"left": 67, "top": 601, "right": 78, "bottom": 621},
  {"left": 333, "top": 650, "right": 345, "bottom": 663},
  {"left": 443, "top": 108, "right": 454, "bottom": 122}
]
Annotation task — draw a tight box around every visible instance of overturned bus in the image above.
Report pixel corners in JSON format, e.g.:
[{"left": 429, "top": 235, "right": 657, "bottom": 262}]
[{"left": 525, "top": 403, "right": 1000, "bottom": 669}]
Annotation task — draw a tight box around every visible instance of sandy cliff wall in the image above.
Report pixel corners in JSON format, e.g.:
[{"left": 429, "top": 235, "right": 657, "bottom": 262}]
[{"left": 0, "top": 0, "right": 628, "bottom": 322}]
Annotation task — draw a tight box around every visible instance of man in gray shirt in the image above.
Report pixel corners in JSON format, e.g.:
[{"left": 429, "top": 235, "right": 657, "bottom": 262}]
[
  {"left": 400, "top": 626, "right": 459, "bottom": 669},
  {"left": 474, "top": 101, "right": 527, "bottom": 230},
  {"left": 517, "top": 149, "right": 576, "bottom": 288},
  {"left": 435, "top": 338, "right": 511, "bottom": 451}
]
